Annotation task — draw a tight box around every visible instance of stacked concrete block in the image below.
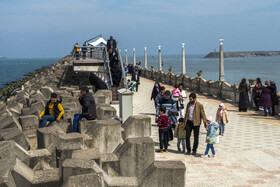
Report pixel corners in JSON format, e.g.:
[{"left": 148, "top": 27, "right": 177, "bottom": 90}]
[
  {"left": 115, "top": 138, "right": 155, "bottom": 177},
  {"left": 121, "top": 115, "right": 151, "bottom": 140},
  {"left": 96, "top": 106, "right": 117, "bottom": 120},
  {"left": 84, "top": 119, "right": 122, "bottom": 154},
  {"left": 138, "top": 161, "right": 186, "bottom": 187},
  {"left": 94, "top": 89, "right": 112, "bottom": 105}
]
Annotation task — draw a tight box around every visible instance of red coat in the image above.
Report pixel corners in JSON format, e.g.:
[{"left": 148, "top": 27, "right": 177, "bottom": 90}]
[{"left": 157, "top": 115, "right": 168, "bottom": 129}]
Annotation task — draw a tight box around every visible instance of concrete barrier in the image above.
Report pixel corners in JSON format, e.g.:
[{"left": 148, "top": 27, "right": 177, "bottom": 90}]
[{"left": 121, "top": 115, "right": 151, "bottom": 140}]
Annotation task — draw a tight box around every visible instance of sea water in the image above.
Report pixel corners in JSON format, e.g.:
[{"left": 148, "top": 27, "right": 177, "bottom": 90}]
[
  {"left": 127, "top": 55, "right": 280, "bottom": 91},
  {"left": 0, "top": 57, "right": 61, "bottom": 87},
  {"left": 0, "top": 55, "right": 279, "bottom": 91}
]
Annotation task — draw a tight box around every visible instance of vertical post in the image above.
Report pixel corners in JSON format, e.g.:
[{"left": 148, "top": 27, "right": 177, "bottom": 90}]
[
  {"left": 125, "top": 49, "right": 128, "bottom": 65},
  {"left": 133, "top": 48, "right": 136, "bottom": 66},
  {"left": 181, "top": 43, "right": 186, "bottom": 75},
  {"left": 144, "top": 47, "right": 147, "bottom": 69},
  {"left": 219, "top": 39, "right": 225, "bottom": 82},
  {"left": 158, "top": 46, "right": 162, "bottom": 71}
]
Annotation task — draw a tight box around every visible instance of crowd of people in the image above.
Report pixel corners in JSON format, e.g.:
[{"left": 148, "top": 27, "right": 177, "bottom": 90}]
[
  {"left": 152, "top": 82, "right": 229, "bottom": 158},
  {"left": 238, "top": 78, "right": 278, "bottom": 116}
]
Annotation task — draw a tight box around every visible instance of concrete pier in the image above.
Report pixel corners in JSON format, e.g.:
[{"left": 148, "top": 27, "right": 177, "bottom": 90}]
[{"left": 0, "top": 55, "right": 186, "bottom": 186}]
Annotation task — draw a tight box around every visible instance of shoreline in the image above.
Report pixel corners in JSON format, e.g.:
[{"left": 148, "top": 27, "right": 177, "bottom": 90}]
[{"left": 204, "top": 51, "right": 280, "bottom": 58}]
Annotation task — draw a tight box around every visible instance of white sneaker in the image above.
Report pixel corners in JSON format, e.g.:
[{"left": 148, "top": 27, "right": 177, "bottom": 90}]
[
  {"left": 211, "top": 154, "right": 216, "bottom": 158},
  {"left": 201, "top": 154, "right": 209, "bottom": 158}
]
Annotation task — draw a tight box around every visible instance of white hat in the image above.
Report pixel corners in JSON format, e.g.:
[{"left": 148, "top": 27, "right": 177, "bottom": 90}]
[{"left": 207, "top": 116, "right": 213, "bottom": 121}]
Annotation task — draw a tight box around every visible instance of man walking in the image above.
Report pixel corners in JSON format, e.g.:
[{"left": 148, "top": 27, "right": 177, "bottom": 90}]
[
  {"left": 73, "top": 86, "right": 97, "bottom": 132},
  {"left": 184, "top": 93, "right": 207, "bottom": 155},
  {"left": 131, "top": 71, "right": 140, "bottom": 92},
  {"left": 39, "top": 93, "right": 64, "bottom": 128}
]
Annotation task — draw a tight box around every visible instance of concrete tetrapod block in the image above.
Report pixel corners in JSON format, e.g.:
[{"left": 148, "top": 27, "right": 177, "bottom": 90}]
[
  {"left": 3, "top": 158, "right": 60, "bottom": 187},
  {"left": 96, "top": 106, "right": 117, "bottom": 120},
  {"left": 94, "top": 95, "right": 107, "bottom": 107},
  {"left": 78, "top": 119, "right": 98, "bottom": 134},
  {"left": 2, "top": 128, "right": 30, "bottom": 150},
  {"left": 0, "top": 159, "right": 17, "bottom": 187},
  {"left": 138, "top": 161, "right": 186, "bottom": 187},
  {"left": 115, "top": 137, "right": 155, "bottom": 177},
  {"left": 121, "top": 115, "right": 151, "bottom": 140},
  {"left": 40, "top": 86, "right": 54, "bottom": 98},
  {"left": 28, "top": 149, "right": 52, "bottom": 169},
  {"left": 30, "top": 100, "right": 45, "bottom": 113},
  {"left": 0, "top": 116, "right": 22, "bottom": 130},
  {"left": 21, "top": 107, "right": 41, "bottom": 117},
  {"left": 37, "top": 126, "right": 64, "bottom": 151},
  {"left": 0, "top": 127, "right": 17, "bottom": 139},
  {"left": 95, "top": 89, "right": 112, "bottom": 105},
  {"left": 19, "top": 115, "right": 38, "bottom": 132},
  {"left": 63, "top": 173, "right": 104, "bottom": 187},
  {"left": 0, "top": 141, "right": 30, "bottom": 166},
  {"left": 62, "top": 159, "right": 99, "bottom": 183},
  {"left": 48, "top": 118, "right": 72, "bottom": 133},
  {"left": 85, "top": 119, "right": 122, "bottom": 154}
]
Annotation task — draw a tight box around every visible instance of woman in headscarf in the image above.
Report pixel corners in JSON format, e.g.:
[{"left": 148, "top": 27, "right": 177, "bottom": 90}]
[
  {"left": 270, "top": 80, "right": 278, "bottom": 116},
  {"left": 238, "top": 78, "right": 250, "bottom": 112},
  {"left": 256, "top": 80, "right": 273, "bottom": 116},
  {"left": 252, "top": 78, "right": 262, "bottom": 111},
  {"left": 151, "top": 81, "right": 161, "bottom": 109}
]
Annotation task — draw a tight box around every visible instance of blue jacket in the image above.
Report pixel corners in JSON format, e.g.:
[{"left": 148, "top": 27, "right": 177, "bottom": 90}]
[
  {"left": 156, "top": 97, "right": 176, "bottom": 116},
  {"left": 206, "top": 121, "right": 219, "bottom": 144}
]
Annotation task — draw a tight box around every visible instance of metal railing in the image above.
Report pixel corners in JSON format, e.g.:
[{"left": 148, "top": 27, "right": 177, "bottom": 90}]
[
  {"left": 71, "top": 45, "right": 113, "bottom": 89},
  {"left": 116, "top": 48, "right": 128, "bottom": 89}
]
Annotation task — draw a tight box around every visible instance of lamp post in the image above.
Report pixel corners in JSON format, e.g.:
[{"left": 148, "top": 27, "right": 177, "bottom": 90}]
[
  {"left": 181, "top": 43, "right": 186, "bottom": 75},
  {"left": 125, "top": 49, "right": 128, "bottom": 65},
  {"left": 158, "top": 46, "right": 162, "bottom": 71},
  {"left": 219, "top": 39, "right": 225, "bottom": 82},
  {"left": 144, "top": 47, "right": 147, "bottom": 69},
  {"left": 133, "top": 48, "right": 136, "bottom": 66}
]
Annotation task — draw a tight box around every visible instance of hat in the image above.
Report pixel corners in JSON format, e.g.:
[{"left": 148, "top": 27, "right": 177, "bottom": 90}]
[
  {"left": 207, "top": 116, "right": 213, "bottom": 121},
  {"left": 219, "top": 103, "right": 225, "bottom": 108}
]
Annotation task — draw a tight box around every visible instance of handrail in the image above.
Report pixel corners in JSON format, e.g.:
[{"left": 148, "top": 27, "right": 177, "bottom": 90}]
[
  {"left": 116, "top": 47, "right": 128, "bottom": 89},
  {"left": 104, "top": 49, "right": 113, "bottom": 89}
]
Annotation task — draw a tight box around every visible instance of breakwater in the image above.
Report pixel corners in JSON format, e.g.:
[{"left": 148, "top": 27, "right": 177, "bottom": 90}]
[
  {"left": 141, "top": 68, "right": 280, "bottom": 114},
  {"left": 205, "top": 51, "right": 280, "bottom": 58},
  {"left": 0, "top": 55, "right": 185, "bottom": 186}
]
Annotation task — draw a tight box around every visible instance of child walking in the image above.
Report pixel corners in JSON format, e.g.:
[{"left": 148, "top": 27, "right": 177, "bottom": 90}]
[
  {"left": 215, "top": 103, "right": 229, "bottom": 136},
  {"left": 174, "top": 118, "right": 186, "bottom": 153},
  {"left": 157, "top": 106, "right": 169, "bottom": 153},
  {"left": 177, "top": 95, "right": 185, "bottom": 118},
  {"left": 201, "top": 116, "right": 219, "bottom": 158}
]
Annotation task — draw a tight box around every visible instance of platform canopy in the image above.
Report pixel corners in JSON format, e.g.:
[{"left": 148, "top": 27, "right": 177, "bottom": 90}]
[{"left": 88, "top": 38, "right": 107, "bottom": 47}]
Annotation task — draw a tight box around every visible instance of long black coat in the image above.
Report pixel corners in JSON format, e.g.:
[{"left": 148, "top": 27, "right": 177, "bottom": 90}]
[
  {"left": 238, "top": 83, "right": 250, "bottom": 108},
  {"left": 151, "top": 82, "right": 161, "bottom": 101},
  {"left": 270, "top": 84, "right": 279, "bottom": 105},
  {"left": 79, "top": 92, "right": 97, "bottom": 120}
]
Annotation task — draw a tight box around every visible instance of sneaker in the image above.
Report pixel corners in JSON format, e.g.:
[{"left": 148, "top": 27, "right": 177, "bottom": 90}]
[
  {"left": 201, "top": 154, "right": 208, "bottom": 158},
  {"left": 211, "top": 154, "right": 216, "bottom": 158},
  {"left": 186, "top": 151, "right": 191, "bottom": 155},
  {"left": 165, "top": 149, "right": 168, "bottom": 153},
  {"left": 192, "top": 151, "right": 196, "bottom": 155},
  {"left": 178, "top": 147, "right": 181, "bottom": 152},
  {"left": 219, "top": 132, "right": 221, "bottom": 135},
  {"left": 183, "top": 150, "right": 186, "bottom": 153},
  {"left": 221, "top": 133, "right": 224, "bottom": 136},
  {"left": 160, "top": 150, "right": 164, "bottom": 153}
]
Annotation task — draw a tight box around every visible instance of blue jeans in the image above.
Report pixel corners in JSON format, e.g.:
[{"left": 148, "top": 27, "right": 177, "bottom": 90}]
[
  {"left": 39, "top": 115, "right": 56, "bottom": 128},
  {"left": 73, "top": 114, "right": 84, "bottom": 132},
  {"left": 205, "top": 143, "right": 215, "bottom": 155},
  {"left": 219, "top": 119, "right": 225, "bottom": 134},
  {"left": 264, "top": 107, "right": 271, "bottom": 113}
]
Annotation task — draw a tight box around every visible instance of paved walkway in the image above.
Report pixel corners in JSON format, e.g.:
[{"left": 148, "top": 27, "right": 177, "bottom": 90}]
[{"left": 113, "top": 77, "right": 280, "bottom": 186}]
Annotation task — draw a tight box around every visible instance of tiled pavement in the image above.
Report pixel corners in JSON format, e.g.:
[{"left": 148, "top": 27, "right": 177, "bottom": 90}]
[{"left": 112, "top": 77, "right": 280, "bottom": 186}]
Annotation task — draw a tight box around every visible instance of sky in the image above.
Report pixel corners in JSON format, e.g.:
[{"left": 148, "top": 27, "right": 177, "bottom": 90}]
[{"left": 0, "top": 0, "right": 280, "bottom": 58}]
